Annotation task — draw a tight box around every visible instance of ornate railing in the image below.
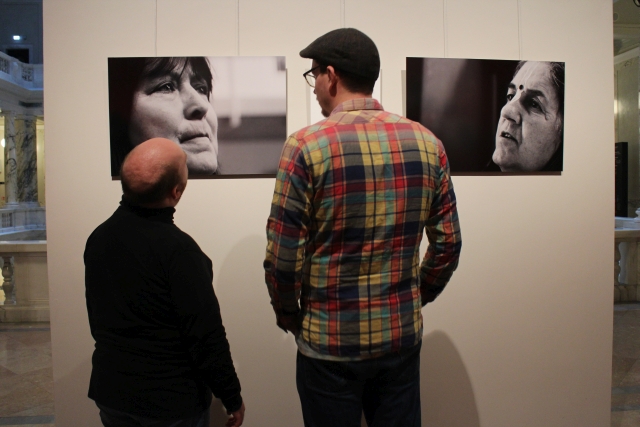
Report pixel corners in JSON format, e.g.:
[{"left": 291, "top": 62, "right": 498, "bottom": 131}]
[
  {"left": 0, "top": 56, "right": 9, "bottom": 75},
  {"left": 0, "top": 206, "right": 45, "bottom": 234},
  {"left": 0, "top": 51, "right": 43, "bottom": 90}
]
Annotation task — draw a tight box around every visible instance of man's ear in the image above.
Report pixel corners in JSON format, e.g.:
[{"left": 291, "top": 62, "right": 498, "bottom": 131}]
[
  {"left": 326, "top": 65, "right": 339, "bottom": 94},
  {"left": 171, "top": 184, "right": 184, "bottom": 202}
]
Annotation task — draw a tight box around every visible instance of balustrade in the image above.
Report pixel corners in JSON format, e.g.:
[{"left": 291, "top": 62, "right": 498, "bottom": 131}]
[
  {"left": 1, "top": 255, "right": 14, "bottom": 305},
  {"left": 615, "top": 209, "right": 640, "bottom": 302},
  {"left": 0, "top": 51, "right": 43, "bottom": 90},
  {"left": 0, "top": 242, "right": 48, "bottom": 322}
]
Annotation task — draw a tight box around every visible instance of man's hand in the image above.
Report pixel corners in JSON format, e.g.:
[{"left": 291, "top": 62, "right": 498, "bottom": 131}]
[
  {"left": 226, "top": 401, "right": 245, "bottom": 427},
  {"left": 277, "top": 312, "right": 300, "bottom": 335}
]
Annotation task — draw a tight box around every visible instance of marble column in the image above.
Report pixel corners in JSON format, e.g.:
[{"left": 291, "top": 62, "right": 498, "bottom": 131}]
[
  {"left": 14, "top": 115, "right": 37, "bottom": 205},
  {"left": 3, "top": 112, "right": 18, "bottom": 207}
]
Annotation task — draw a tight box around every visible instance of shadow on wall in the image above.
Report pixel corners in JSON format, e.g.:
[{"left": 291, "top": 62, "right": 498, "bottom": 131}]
[
  {"left": 214, "top": 234, "right": 302, "bottom": 427},
  {"left": 55, "top": 355, "right": 99, "bottom": 425},
  {"left": 421, "top": 330, "right": 480, "bottom": 426}
]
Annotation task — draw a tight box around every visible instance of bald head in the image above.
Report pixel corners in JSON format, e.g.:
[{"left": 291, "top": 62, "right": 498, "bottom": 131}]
[{"left": 121, "top": 138, "right": 188, "bottom": 208}]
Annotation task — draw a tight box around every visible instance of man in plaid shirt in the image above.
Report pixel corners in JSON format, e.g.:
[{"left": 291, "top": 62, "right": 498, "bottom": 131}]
[{"left": 264, "top": 28, "right": 461, "bottom": 427}]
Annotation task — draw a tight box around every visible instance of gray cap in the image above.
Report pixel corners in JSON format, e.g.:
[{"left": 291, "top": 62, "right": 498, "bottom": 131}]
[{"left": 300, "top": 28, "right": 380, "bottom": 80}]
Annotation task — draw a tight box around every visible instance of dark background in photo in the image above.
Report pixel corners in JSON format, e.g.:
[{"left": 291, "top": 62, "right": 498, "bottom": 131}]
[{"left": 407, "top": 57, "right": 520, "bottom": 173}]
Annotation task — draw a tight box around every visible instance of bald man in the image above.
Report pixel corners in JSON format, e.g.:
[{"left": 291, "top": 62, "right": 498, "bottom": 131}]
[{"left": 84, "top": 138, "right": 244, "bottom": 427}]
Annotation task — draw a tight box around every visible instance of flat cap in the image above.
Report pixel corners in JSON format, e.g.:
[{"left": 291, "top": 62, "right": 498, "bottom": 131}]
[{"left": 300, "top": 28, "right": 380, "bottom": 81}]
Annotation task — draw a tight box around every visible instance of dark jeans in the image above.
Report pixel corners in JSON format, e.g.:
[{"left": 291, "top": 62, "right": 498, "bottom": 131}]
[
  {"left": 296, "top": 341, "right": 422, "bottom": 427},
  {"left": 96, "top": 403, "right": 210, "bottom": 427}
]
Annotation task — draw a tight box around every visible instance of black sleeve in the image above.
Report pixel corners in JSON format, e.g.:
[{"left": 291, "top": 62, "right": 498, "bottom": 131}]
[{"left": 169, "top": 248, "right": 243, "bottom": 413}]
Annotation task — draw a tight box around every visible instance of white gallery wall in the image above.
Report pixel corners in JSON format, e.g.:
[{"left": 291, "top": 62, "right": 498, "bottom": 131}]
[{"left": 43, "top": 1, "right": 614, "bottom": 426}]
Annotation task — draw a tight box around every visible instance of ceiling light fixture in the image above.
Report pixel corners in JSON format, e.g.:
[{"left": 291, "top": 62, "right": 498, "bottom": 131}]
[
  {"left": 634, "top": 0, "right": 640, "bottom": 7},
  {"left": 12, "top": 35, "right": 21, "bottom": 41}
]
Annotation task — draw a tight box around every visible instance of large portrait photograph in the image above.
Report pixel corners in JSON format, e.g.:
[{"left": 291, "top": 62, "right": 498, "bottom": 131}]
[
  {"left": 406, "top": 58, "right": 565, "bottom": 173},
  {"left": 108, "top": 56, "right": 287, "bottom": 178}
]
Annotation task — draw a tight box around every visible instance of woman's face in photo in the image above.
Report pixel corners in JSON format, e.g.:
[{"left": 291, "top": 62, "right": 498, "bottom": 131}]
[
  {"left": 493, "top": 62, "right": 562, "bottom": 172},
  {"left": 129, "top": 62, "right": 218, "bottom": 174}
]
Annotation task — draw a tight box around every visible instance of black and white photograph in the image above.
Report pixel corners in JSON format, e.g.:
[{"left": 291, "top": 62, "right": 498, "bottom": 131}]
[
  {"left": 108, "top": 56, "right": 287, "bottom": 178},
  {"left": 406, "top": 57, "right": 565, "bottom": 173}
]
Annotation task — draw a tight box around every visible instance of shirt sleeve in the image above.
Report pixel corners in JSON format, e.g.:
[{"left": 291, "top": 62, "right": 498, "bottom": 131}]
[
  {"left": 169, "top": 249, "right": 243, "bottom": 413},
  {"left": 264, "top": 136, "right": 313, "bottom": 321},
  {"left": 420, "top": 140, "right": 462, "bottom": 304}
]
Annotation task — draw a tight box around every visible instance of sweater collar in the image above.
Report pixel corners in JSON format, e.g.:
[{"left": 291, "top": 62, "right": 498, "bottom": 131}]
[{"left": 120, "top": 197, "right": 175, "bottom": 223}]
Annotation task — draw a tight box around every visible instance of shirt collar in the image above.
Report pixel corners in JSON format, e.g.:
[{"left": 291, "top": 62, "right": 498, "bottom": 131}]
[{"left": 330, "top": 98, "right": 383, "bottom": 115}]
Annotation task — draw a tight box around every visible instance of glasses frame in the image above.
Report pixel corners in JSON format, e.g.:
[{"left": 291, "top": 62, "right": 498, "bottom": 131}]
[{"left": 303, "top": 65, "right": 322, "bottom": 88}]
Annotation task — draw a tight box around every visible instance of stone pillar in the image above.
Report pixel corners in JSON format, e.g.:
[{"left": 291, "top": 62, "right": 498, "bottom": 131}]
[
  {"left": 14, "top": 115, "right": 37, "bottom": 206},
  {"left": 3, "top": 112, "right": 18, "bottom": 207}
]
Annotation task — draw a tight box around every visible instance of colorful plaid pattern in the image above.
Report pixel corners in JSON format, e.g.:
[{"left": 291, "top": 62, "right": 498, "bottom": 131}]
[{"left": 264, "top": 98, "right": 461, "bottom": 360}]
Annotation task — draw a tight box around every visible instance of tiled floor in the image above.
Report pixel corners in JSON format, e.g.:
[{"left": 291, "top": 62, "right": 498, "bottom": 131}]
[
  {"left": 0, "top": 308, "right": 635, "bottom": 427},
  {"left": 0, "top": 323, "right": 54, "bottom": 427},
  {"left": 612, "top": 303, "right": 640, "bottom": 426}
]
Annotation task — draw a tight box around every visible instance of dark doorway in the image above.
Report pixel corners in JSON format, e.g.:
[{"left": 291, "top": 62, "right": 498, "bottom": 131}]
[{"left": 5, "top": 48, "right": 30, "bottom": 64}]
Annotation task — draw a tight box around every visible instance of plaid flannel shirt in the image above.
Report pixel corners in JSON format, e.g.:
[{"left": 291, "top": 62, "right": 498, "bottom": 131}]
[{"left": 264, "top": 98, "right": 461, "bottom": 361}]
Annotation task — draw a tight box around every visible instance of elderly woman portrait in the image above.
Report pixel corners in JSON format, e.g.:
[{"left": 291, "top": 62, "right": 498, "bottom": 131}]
[
  {"left": 108, "top": 56, "right": 288, "bottom": 178},
  {"left": 108, "top": 57, "right": 219, "bottom": 177},
  {"left": 493, "top": 61, "right": 565, "bottom": 172},
  {"left": 405, "top": 57, "right": 565, "bottom": 173}
]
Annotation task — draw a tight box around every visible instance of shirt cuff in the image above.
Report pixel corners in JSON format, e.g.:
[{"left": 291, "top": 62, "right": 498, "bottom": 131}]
[
  {"left": 222, "top": 394, "right": 243, "bottom": 414},
  {"left": 421, "top": 289, "right": 439, "bottom": 306}
]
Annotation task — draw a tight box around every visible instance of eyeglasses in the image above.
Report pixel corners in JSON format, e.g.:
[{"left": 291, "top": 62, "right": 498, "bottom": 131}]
[{"left": 303, "top": 65, "right": 322, "bottom": 88}]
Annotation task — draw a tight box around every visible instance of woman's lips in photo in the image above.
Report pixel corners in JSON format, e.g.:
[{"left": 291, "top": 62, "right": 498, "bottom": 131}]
[
  {"left": 179, "top": 134, "right": 211, "bottom": 153},
  {"left": 499, "top": 130, "right": 519, "bottom": 145}
]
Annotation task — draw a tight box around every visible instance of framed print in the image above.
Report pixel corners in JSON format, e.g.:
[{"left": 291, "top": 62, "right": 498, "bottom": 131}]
[
  {"left": 108, "top": 56, "right": 287, "bottom": 178},
  {"left": 406, "top": 57, "right": 564, "bottom": 173}
]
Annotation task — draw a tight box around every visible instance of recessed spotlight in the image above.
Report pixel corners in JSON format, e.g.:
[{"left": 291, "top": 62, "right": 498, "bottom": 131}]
[
  {"left": 635, "top": 0, "right": 640, "bottom": 7},
  {"left": 12, "top": 35, "right": 21, "bottom": 41}
]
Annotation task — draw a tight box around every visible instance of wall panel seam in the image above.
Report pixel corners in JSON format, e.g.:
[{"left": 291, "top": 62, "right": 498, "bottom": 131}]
[
  {"left": 443, "top": 0, "right": 448, "bottom": 57},
  {"left": 517, "top": 0, "right": 522, "bottom": 59},
  {"left": 155, "top": 0, "right": 158, "bottom": 56}
]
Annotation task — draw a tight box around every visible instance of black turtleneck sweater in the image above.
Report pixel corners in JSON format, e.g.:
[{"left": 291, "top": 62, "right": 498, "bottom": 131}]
[{"left": 84, "top": 199, "right": 242, "bottom": 418}]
